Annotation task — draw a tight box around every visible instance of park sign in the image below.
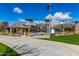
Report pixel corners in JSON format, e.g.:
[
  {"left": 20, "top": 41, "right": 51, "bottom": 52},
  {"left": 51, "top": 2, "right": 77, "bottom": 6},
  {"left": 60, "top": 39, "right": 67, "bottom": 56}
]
[{"left": 50, "top": 28, "right": 55, "bottom": 34}]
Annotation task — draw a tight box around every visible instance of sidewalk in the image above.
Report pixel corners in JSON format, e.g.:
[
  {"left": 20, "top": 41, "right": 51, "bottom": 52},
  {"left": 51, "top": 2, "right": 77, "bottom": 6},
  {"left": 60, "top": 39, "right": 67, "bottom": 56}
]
[{"left": 0, "top": 35, "right": 79, "bottom": 56}]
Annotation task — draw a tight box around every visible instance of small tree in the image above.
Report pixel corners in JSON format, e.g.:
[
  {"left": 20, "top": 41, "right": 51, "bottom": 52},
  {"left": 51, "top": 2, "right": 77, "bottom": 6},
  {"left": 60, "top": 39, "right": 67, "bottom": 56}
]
[{"left": 0, "top": 21, "right": 9, "bottom": 32}]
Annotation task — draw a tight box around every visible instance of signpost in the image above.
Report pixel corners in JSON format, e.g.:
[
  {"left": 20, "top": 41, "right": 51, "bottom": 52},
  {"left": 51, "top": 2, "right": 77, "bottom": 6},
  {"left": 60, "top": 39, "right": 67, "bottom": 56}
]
[{"left": 51, "top": 28, "right": 55, "bottom": 34}]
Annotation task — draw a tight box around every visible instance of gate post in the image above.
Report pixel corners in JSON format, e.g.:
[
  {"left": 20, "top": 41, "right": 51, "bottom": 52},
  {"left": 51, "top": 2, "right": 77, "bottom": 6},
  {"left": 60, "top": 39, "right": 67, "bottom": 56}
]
[
  {"left": 26, "top": 19, "right": 33, "bottom": 36},
  {"left": 45, "top": 19, "right": 51, "bottom": 38}
]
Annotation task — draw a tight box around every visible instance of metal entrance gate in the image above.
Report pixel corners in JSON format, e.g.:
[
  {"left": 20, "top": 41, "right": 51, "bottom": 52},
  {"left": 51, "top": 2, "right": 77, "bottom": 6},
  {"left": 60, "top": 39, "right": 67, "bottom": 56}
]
[
  {"left": 31, "top": 23, "right": 47, "bottom": 35},
  {"left": 30, "top": 22, "right": 50, "bottom": 38}
]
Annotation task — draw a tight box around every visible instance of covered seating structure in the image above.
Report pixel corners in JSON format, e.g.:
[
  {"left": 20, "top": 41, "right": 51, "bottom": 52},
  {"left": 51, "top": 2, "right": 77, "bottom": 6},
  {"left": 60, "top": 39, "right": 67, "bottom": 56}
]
[{"left": 5, "top": 24, "right": 28, "bottom": 36}]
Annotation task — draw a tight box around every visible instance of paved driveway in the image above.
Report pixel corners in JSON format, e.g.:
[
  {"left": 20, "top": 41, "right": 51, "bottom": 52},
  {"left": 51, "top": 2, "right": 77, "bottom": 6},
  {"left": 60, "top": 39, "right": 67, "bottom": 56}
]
[{"left": 0, "top": 35, "right": 79, "bottom": 56}]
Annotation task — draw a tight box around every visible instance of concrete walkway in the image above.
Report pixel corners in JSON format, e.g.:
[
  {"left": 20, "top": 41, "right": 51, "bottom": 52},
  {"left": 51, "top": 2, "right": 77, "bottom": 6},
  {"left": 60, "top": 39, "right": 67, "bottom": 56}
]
[{"left": 0, "top": 35, "right": 79, "bottom": 56}]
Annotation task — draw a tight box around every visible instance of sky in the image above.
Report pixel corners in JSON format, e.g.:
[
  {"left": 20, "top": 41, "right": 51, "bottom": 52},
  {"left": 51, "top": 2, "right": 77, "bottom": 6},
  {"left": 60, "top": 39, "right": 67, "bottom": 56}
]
[{"left": 0, "top": 3, "right": 79, "bottom": 25}]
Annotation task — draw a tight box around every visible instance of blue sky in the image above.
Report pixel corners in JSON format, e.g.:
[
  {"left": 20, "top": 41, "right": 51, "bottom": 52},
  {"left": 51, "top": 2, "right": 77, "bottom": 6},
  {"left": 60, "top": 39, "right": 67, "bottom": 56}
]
[{"left": 0, "top": 3, "right": 79, "bottom": 25}]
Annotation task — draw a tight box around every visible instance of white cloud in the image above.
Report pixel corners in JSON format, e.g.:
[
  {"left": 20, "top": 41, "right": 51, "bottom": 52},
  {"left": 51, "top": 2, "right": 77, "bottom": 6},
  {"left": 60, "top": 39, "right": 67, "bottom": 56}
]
[
  {"left": 33, "top": 21, "right": 45, "bottom": 24},
  {"left": 18, "top": 18, "right": 29, "bottom": 25},
  {"left": 33, "top": 21, "right": 39, "bottom": 23},
  {"left": 18, "top": 18, "right": 26, "bottom": 22},
  {"left": 53, "top": 12, "right": 72, "bottom": 20},
  {"left": 13, "top": 7, "right": 23, "bottom": 13},
  {"left": 45, "top": 14, "right": 53, "bottom": 20}
]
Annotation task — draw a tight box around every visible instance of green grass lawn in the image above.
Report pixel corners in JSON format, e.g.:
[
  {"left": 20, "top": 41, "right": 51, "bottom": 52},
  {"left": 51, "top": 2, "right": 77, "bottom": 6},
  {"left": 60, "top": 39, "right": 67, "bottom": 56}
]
[
  {"left": 43, "top": 34, "right": 79, "bottom": 45},
  {"left": 0, "top": 43, "right": 20, "bottom": 56}
]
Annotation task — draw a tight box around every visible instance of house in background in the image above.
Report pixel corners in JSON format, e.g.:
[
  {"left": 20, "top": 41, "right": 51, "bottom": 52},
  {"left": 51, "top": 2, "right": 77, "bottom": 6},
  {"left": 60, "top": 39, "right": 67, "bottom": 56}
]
[
  {"left": 53, "top": 20, "right": 79, "bottom": 35},
  {"left": 72, "top": 21, "right": 79, "bottom": 34}
]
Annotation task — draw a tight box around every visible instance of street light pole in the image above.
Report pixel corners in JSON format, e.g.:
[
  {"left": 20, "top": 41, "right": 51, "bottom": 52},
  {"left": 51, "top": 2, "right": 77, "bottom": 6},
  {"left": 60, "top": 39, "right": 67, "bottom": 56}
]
[{"left": 48, "top": 3, "right": 51, "bottom": 39}]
